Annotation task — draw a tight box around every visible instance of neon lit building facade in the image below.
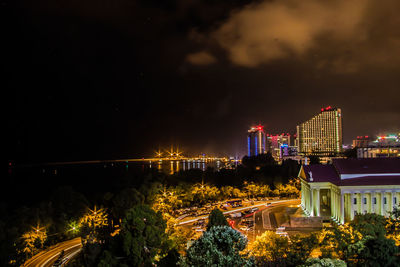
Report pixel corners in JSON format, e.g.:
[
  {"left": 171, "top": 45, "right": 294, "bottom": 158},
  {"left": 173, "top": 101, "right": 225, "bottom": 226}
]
[
  {"left": 297, "top": 106, "right": 343, "bottom": 156},
  {"left": 247, "top": 125, "right": 266, "bottom": 156},
  {"left": 266, "top": 133, "right": 291, "bottom": 160}
]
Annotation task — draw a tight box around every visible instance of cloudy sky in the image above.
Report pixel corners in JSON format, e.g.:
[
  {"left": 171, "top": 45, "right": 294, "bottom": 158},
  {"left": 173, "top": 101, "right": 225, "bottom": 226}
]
[{"left": 5, "top": 0, "right": 400, "bottom": 162}]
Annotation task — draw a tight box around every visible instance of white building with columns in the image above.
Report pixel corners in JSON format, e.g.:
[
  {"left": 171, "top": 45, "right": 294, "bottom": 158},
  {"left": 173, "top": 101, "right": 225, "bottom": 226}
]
[{"left": 299, "top": 158, "right": 400, "bottom": 224}]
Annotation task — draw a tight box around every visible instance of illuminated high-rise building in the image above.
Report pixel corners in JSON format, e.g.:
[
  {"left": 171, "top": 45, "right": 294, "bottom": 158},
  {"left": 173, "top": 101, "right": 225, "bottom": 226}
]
[
  {"left": 266, "top": 133, "right": 291, "bottom": 160},
  {"left": 296, "top": 106, "right": 342, "bottom": 156},
  {"left": 247, "top": 125, "right": 266, "bottom": 156}
]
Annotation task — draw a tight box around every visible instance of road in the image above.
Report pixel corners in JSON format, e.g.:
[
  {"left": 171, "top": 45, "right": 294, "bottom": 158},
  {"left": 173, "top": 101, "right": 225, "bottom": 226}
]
[
  {"left": 246, "top": 199, "right": 300, "bottom": 242},
  {"left": 23, "top": 238, "right": 82, "bottom": 267},
  {"left": 178, "top": 199, "right": 298, "bottom": 226}
]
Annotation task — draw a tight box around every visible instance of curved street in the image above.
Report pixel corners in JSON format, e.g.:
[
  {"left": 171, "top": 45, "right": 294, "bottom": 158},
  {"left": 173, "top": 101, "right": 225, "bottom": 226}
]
[{"left": 23, "top": 237, "right": 82, "bottom": 267}]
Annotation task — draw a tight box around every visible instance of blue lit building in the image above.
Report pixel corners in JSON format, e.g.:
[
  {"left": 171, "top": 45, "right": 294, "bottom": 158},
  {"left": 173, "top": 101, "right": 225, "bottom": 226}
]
[{"left": 247, "top": 125, "right": 266, "bottom": 156}]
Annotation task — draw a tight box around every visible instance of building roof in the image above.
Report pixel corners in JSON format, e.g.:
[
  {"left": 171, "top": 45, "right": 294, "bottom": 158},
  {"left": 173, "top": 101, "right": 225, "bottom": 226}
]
[
  {"left": 303, "top": 165, "right": 339, "bottom": 183},
  {"left": 338, "top": 176, "right": 400, "bottom": 186},
  {"left": 301, "top": 158, "right": 400, "bottom": 186},
  {"left": 332, "top": 158, "right": 400, "bottom": 174}
]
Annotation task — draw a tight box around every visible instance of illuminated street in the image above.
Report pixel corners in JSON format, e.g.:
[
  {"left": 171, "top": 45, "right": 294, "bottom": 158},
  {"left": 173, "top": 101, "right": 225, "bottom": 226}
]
[
  {"left": 23, "top": 238, "right": 81, "bottom": 267},
  {"left": 178, "top": 199, "right": 302, "bottom": 243}
]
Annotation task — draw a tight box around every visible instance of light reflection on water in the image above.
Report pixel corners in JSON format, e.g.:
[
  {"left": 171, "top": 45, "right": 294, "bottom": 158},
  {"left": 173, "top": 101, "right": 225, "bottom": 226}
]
[{"left": 150, "top": 159, "right": 219, "bottom": 174}]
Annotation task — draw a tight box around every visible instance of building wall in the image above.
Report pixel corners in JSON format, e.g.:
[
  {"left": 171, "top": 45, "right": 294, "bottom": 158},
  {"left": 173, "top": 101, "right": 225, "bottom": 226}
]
[
  {"left": 357, "top": 146, "right": 400, "bottom": 158},
  {"left": 301, "top": 179, "right": 400, "bottom": 223}
]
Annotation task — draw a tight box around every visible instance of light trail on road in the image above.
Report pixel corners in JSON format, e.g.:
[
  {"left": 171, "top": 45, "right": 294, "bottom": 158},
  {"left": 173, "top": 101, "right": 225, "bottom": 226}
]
[
  {"left": 177, "top": 199, "right": 299, "bottom": 225},
  {"left": 23, "top": 237, "right": 82, "bottom": 267}
]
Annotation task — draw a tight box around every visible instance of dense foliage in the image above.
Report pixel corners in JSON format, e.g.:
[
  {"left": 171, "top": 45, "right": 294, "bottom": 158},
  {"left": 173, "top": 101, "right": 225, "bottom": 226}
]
[
  {"left": 206, "top": 208, "right": 229, "bottom": 230},
  {"left": 181, "top": 226, "right": 254, "bottom": 267},
  {"left": 250, "top": 231, "right": 318, "bottom": 266}
]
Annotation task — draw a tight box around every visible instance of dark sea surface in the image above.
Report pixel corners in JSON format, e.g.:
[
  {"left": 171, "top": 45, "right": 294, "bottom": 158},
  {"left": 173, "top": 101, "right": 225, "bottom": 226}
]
[{"left": 5, "top": 159, "right": 229, "bottom": 207}]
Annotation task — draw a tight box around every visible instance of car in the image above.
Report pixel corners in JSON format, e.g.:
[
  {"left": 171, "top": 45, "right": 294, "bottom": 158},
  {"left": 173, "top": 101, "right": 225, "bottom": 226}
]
[
  {"left": 229, "top": 212, "right": 242, "bottom": 218},
  {"left": 250, "top": 207, "right": 259, "bottom": 213}
]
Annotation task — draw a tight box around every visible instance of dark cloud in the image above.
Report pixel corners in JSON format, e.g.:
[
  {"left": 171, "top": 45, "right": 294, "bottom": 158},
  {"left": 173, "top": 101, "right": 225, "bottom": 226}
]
[
  {"left": 186, "top": 51, "right": 216, "bottom": 65},
  {"left": 4, "top": 0, "right": 400, "bottom": 162},
  {"left": 189, "top": 0, "right": 400, "bottom": 73}
]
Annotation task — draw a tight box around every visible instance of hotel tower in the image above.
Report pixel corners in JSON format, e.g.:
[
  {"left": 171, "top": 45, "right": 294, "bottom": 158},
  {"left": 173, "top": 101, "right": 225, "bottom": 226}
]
[{"left": 297, "top": 106, "right": 343, "bottom": 156}]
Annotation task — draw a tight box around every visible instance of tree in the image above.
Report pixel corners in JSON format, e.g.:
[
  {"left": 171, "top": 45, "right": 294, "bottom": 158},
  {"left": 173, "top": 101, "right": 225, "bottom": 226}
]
[
  {"left": 111, "top": 188, "right": 144, "bottom": 220},
  {"left": 250, "top": 231, "right": 289, "bottom": 265},
  {"left": 350, "top": 213, "right": 387, "bottom": 238},
  {"left": 206, "top": 208, "right": 229, "bottom": 231},
  {"left": 21, "top": 225, "right": 47, "bottom": 257},
  {"left": 286, "top": 234, "right": 319, "bottom": 266},
  {"left": 319, "top": 215, "right": 400, "bottom": 266},
  {"left": 319, "top": 224, "right": 363, "bottom": 261},
  {"left": 118, "top": 205, "right": 169, "bottom": 266},
  {"left": 191, "top": 182, "right": 220, "bottom": 205},
  {"left": 79, "top": 206, "right": 109, "bottom": 245},
  {"left": 220, "top": 186, "right": 235, "bottom": 199},
  {"left": 274, "top": 183, "right": 299, "bottom": 198},
  {"left": 153, "top": 186, "right": 182, "bottom": 215},
  {"left": 163, "top": 213, "right": 194, "bottom": 252},
  {"left": 182, "top": 226, "right": 254, "bottom": 267},
  {"left": 243, "top": 182, "right": 260, "bottom": 199},
  {"left": 355, "top": 236, "right": 400, "bottom": 267},
  {"left": 388, "top": 204, "right": 400, "bottom": 246}
]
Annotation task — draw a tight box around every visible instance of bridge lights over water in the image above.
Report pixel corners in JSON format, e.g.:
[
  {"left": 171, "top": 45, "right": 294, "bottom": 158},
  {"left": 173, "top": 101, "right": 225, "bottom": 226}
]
[{"left": 155, "top": 147, "right": 184, "bottom": 159}]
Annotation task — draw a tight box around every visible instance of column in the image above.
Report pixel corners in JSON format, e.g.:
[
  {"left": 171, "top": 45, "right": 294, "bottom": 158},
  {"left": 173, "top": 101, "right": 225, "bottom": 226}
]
[
  {"left": 307, "top": 186, "right": 310, "bottom": 214},
  {"left": 392, "top": 191, "right": 396, "bottom": 212},
  {"left": 350, "top": 192, "right": 355, "bottom": 220},
  {"left": 336, "top": 190, "right": 339, "bottom": 220},
  {"left": 310, "top": 188, "right": 314, "bottom": 216},
  {"left": 316, "top": 188, "right": 320, "bottom": 216},
  {"left": 369, "top": 193, "right": 372, "bottom": 213},
  {"left": 372, "top": 192, "right": 376, "bottom": 214},
  {"left": 334, "top": 190, "right": 338, "bottom": 220},
  {"left": 340, "top": 192, "right": 345, "bottom": 224},
  {"left": 361, "top": 192, "right": 365, "bottom": 214},
  {"left": 381, "top": 192, "right": 385, "bottom": 216},
  {"left": 332, "top": 189, "right": 336, "bottom": 220}
]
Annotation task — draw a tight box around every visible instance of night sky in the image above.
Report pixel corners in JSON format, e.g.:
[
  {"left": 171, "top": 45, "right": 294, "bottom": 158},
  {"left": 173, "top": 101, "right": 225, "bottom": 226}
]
[{"left": 5, "top": 0, "right": 400, "bottom": 162}]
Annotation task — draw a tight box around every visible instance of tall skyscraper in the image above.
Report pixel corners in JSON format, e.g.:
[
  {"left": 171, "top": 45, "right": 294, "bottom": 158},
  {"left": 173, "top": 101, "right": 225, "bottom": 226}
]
[
  {"left": 296, "top": 106, "right": 343, "bottom": 156},
  {"left": 248, "top": 125, "right": 266, "bottom": 156}
]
